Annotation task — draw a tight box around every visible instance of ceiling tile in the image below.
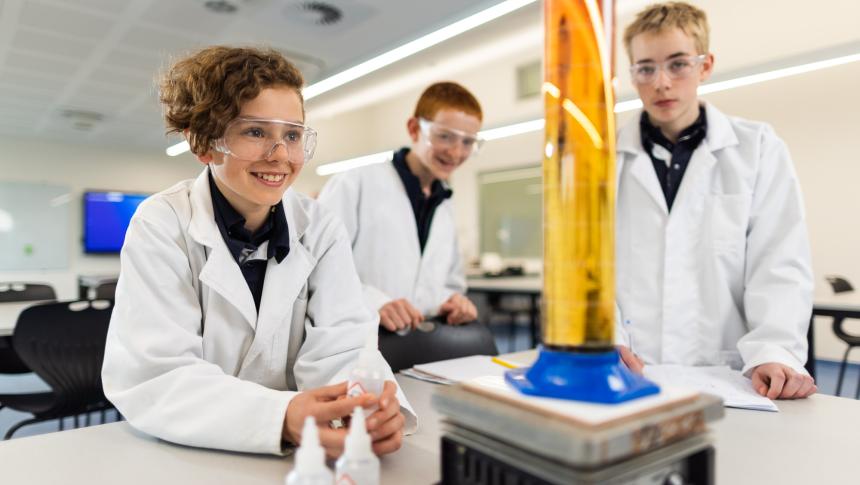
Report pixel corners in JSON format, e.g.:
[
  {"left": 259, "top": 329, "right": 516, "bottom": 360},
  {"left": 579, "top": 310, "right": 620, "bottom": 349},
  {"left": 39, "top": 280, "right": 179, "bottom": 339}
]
[
  {"left": 76, "top": 80, "right": 148, "bottom": 98},
  {"left": 5, "top": 49, "right": 80, "bottom": 76},
  {"left": 88, "top": 65, "right": 154, "bottom": 87},
  {"left": 19, "top": 0, "right": 116, "bottom": 41},
  {"left": 0, "top": 69, "right": 67, "bottom": 91},
  {"left": 11, "top": 27, "right": 98, "bottom": 61},
  {"left": 46, "top": 0, "right": 129, "bottom": 15},
  {"left": 0, "top": 89, "right": 57, "bottom": 108},
  {"left": 139, "top": 0, "right": 235, "bottom": 38},
  {"left": 101, "top": 48, "right": 163, "bottom": 76},
  {"left": 117, "top": 25, "right": 205, "bottom": 57}
]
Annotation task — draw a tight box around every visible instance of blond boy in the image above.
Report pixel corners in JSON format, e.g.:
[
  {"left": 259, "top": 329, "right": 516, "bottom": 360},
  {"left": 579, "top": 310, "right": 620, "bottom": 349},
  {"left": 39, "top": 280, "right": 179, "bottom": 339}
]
[{"left": 615, "top": 2, "right": 816, "bottom": 400}]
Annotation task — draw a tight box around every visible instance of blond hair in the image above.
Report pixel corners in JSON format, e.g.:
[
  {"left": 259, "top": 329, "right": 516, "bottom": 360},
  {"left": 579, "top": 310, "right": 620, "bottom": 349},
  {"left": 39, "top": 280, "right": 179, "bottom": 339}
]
[{"left": 623, "top": 2, "right": 709, "bottom": 60}]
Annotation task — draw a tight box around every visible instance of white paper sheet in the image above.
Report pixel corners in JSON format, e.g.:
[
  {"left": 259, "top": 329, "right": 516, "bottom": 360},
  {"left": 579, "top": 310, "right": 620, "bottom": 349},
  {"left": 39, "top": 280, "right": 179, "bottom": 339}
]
[
  {"left": 644, "top": 365, "right": 778, "bottom": 412},
  {"left": 405, "top": 355, "right": 506, "bottom": 384}
]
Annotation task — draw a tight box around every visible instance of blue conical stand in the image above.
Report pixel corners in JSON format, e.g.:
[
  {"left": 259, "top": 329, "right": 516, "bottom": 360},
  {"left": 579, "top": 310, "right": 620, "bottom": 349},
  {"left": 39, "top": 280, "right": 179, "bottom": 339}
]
[{"left": 505, "top": 346, "right": 660, "bottom": 403}]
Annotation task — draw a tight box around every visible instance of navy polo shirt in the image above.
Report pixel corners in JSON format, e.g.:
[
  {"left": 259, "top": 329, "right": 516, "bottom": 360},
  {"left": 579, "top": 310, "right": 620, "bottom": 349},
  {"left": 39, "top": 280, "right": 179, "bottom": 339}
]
[
  {"left": 640, "top": 105, "right": 707, "bottom": 211},
  {"left": 208, "top": 172, "right": 290, "bottom": 311},
  {"left": 392, "top": 147, "right": 453, "bottom": 253}
]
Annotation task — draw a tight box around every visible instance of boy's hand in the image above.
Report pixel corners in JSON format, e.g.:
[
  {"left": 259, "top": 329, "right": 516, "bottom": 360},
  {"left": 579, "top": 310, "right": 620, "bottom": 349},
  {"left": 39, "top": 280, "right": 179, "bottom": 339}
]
[
  {"left": 379, "top": 299, "right": 423, "bottom": 332},
  {"left": 365, "top": 380, "right": 405, "bottom": 456},
  {"left": 283, "top": 382, "right": 376, "bottom": 458},
  {"left": 439, "top": 293, "right": 477, "bottom": 325},
  {"left": 751, "top": 363, "right": 817, "bottom": 400},
  {"left": 617, "top": 345, "right": 644, "bottom": 374}
]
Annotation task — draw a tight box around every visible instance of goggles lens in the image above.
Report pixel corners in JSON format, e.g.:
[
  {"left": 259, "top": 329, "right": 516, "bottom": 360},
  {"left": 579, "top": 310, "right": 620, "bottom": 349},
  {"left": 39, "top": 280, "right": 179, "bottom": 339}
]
[{"left": 219, "top": 117, "right": 317, "bottom": 162}]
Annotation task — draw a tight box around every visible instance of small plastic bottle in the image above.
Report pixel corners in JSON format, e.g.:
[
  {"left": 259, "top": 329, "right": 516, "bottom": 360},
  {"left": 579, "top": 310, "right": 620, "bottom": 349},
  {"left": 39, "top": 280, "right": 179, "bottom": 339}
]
[
  {"left": 335, "top": 407, "right": 380, "bottom": 485},
  {"left": 285, "top": 416, "right": 334, "bottom": 485},
  {"left": 346, "top": 336, "right": 386, "bottom": 413}
]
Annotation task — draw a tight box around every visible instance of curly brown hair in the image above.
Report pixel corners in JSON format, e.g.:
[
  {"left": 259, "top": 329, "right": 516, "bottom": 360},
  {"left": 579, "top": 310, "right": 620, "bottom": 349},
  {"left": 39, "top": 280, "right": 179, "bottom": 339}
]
[{"left": 159, "top": 46, "right": 305, "bottom": 155}]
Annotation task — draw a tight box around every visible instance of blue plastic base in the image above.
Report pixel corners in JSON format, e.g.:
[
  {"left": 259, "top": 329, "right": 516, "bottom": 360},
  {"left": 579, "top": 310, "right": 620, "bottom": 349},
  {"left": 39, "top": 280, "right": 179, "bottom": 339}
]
[{"left": 505, "top": 346, "right": 660, "bottom": 403}]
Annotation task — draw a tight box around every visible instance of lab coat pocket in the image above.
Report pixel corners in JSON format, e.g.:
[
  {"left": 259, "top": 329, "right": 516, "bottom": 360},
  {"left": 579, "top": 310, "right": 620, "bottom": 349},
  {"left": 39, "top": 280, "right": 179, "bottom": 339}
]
[{"left": 709, "top": 193, "right": 752, "bottom": 254}]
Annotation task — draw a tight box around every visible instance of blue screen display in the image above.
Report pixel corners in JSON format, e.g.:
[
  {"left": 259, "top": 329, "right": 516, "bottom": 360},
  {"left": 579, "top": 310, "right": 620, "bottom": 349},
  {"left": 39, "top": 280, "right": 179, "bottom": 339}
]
[{"left": 83, "top": 192, "right": 148, "bottom": 253}]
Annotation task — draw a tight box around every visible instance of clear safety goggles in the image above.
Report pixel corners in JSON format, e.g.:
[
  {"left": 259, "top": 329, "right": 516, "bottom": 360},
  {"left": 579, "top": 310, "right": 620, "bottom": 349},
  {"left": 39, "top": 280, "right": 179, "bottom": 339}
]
[
  {"left": 418, "top": 118, "right": 484, "bottom": 158},
  {"left": 629, "top": 54, "right": 707, "bottom": 85},
  {"left": 215, "top": 117, "right": 318, "bottom": 163}
]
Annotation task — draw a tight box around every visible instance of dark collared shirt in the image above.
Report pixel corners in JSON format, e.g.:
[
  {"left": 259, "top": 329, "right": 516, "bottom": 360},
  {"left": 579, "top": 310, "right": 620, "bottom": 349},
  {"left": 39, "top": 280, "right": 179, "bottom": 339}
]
[
  {"left": 392, "top": 147, "right": 453, "bottom": 253},
  {"left": 208, "top": 172, "right": 290, "bottom": 311},
  {"left": 640, "top": 105, "right": 708, "bottom": 211}
]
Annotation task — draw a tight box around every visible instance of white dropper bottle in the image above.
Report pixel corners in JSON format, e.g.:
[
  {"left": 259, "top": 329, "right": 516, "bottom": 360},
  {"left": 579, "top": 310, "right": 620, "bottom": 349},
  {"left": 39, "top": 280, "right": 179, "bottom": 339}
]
[
  {"left": 335, "top": 407, "right": 380, "bottom": 485},
  {"left": 346, "top": 335, "right": 386, "bottom": 413},
  {"left": 285, "top": 416, "right": 334, "bottom": 485}
]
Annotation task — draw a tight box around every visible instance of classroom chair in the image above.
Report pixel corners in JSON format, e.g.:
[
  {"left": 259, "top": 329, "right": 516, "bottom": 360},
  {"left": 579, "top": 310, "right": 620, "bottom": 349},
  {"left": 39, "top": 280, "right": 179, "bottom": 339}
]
[
  {"left": 92, "top": 282, "right": 117, "bottom": 300},
  {"left": 0, "top": 283, "right": 57, "bottom": 374},
  {"left": 823, "top": 276, "right": 860, "bottom": 398},
  {"left": 0, "top": 283, "right": 56, "bottom": 303},
  {"left": 378, "top": 318, "right": 498, "bottom": 373},
  {"left": 0, "top": 300, "right": 117, "bottom": 440}
]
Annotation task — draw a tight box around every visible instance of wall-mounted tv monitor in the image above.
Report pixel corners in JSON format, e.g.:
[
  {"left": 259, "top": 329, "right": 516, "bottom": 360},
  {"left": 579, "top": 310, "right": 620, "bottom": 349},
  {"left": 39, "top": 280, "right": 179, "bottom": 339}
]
[{"left": 83, "top": 191, "right": 149, "bottom": 254}]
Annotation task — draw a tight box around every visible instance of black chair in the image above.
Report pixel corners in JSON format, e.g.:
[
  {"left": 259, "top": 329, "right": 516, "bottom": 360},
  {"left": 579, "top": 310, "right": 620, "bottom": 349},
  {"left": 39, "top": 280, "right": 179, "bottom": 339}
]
[
  {"left": 0, "top": 300, "right": 116, "bottom": 439},
  {"left": 0, "top": 283, "right": 56, "bottom": 303},
  {"left": 0, "top": 283, "right": 57, "bottom": 374},
  {"left": 378, "top": 318, "right": 499, "bottom": 373},
  {"left": 92, "top": 282, "right": 117, "bottom": 300},
  {"left": 819, "top": 275, "right": 860, "bottom": 398},
  {"left": 826, "top": 276, "right": 854, "bottom": 294}
]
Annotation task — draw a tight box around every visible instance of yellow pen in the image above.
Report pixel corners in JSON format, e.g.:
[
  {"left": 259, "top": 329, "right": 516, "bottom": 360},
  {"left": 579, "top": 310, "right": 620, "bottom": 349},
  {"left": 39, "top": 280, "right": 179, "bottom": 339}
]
[{"left": 491, "top": 356, "right": 519, "bottom": 369}]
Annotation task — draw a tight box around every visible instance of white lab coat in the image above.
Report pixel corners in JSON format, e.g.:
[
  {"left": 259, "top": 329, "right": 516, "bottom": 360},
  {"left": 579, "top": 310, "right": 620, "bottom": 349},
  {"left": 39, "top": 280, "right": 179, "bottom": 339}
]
[
  {"left": 317, "top": 159, "right": 466, "bottom": 316},
  {"left": 102, "top": 168, "right": 416, "bottom": 455},
  {"left": 615, "top": 103, "right": 813, "bottom": 375}
]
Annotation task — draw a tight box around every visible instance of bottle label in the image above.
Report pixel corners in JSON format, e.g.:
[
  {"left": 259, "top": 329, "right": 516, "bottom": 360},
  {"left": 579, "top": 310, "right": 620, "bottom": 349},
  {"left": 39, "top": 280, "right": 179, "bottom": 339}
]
[
  {"left": 336, "top": 475, "right": 358, "bottom": 485},
  {"left": 347, "top": 381, "right": 366, "bottom": 398}
]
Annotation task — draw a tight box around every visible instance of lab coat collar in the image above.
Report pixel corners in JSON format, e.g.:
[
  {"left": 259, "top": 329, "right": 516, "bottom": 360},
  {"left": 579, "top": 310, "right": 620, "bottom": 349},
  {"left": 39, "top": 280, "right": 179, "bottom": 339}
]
[
  {"left": 188, "top": 167, "right": 311, "bottom": 246},
  {"left": 701, "top": 102, "right": 738, "bottom": 152},
  {"left": 186, "top": 167, "right": 313, "bottom": 331},
  {"left": 616, "top": 102, "right": 739, "bottom": 215},
  {"left": 618, "top": 102, "right": 738, "bottom": 154}
]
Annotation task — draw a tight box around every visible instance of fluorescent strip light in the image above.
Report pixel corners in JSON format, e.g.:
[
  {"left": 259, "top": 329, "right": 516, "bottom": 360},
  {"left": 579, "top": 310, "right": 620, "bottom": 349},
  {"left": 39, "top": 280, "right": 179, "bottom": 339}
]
[
  {"left": 315, "top": 150, "right": 394, "bottom": 176},
  {"left": 166, "top": 140, "right": 190, "bottom": 157},
  {"left": 614, "top": 98, "right": 643, "bottom": 113},
  {"left": 302, "top": 0, "right": 538, "bottom": 100},
  {"left": 697, "top": 52, "right": 860, "bottom": 95},
  {"left": 481, "top": 119, "right": 545, "bottom": 141}
]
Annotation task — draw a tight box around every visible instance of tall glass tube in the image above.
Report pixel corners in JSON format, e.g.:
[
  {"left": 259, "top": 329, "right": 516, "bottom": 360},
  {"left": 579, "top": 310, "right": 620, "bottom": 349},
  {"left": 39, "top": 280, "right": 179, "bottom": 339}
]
[{"left": 542, "top": 0, "right": 616, "bottom": 350}]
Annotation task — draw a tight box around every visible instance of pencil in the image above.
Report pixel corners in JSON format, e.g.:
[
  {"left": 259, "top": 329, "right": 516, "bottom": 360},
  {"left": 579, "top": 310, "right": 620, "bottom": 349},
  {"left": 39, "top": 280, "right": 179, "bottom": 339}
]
[{"left": 491, "top": 356, "right": 519, "bottom": 369}]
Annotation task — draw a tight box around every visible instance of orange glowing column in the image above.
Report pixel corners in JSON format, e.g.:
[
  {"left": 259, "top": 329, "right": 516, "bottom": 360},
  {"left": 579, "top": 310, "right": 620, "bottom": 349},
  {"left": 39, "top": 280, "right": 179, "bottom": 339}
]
[{"left": 542, "top": 0, "right": 616, "bottom": 350}]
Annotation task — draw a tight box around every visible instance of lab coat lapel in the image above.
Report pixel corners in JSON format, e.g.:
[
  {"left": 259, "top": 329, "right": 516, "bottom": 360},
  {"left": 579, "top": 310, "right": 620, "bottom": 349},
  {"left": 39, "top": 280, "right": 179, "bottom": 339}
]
[
  {"left": 617, "top": 118, "right": 668, "bottom": 214},
  {"left": 188, "top": 167, "right": 258, "bottom": 330},
  {"left": 387, "top": 164, "right": 422, "bottom": 261},
  {"left": 241, "top": 190, "right": 315, "bottom": 376},
  {"left": 670, "top": 103, "right": 739, "bottom": 212}
]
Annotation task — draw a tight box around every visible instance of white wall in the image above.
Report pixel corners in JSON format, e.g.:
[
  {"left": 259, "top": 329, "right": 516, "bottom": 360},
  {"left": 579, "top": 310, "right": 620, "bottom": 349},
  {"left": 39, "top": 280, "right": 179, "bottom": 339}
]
[{"left": 0, "top": 137, "right": 201, "bottom": 299}]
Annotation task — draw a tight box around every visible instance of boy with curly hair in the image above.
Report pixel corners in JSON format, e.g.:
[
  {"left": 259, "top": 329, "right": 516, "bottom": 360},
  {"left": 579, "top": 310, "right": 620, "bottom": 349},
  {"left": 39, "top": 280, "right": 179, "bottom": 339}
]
[{"left": 102, "top": 46, "right": 414, "bottom": 456}]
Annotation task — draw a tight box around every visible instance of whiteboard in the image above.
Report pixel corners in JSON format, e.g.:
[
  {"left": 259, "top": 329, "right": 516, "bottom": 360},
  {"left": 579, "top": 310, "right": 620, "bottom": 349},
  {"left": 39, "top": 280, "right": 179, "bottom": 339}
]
[{"left": 0, "top": 182, "right": 71, "bottom": 270}]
